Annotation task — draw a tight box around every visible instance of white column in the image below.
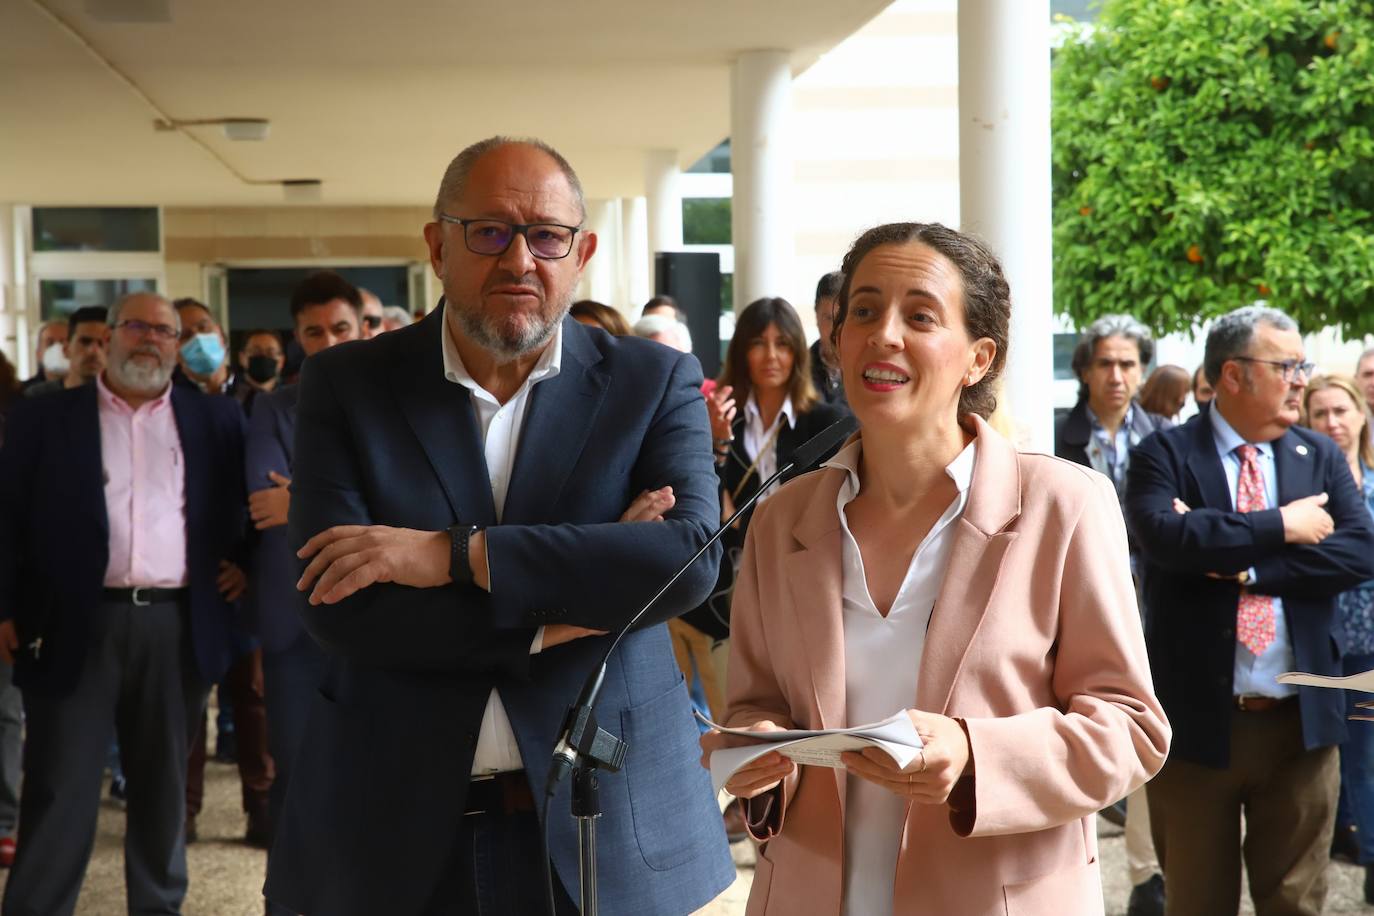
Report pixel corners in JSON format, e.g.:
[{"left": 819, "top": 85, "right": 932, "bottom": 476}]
[
  {"left": 619, "top": 196, "right": 651, "bottom": 312},
  {"left": 576, "top": 198, "right": 623, "bottom": 312},
  {"left": 730, "top": 50, "right": 792, "bottom": 310},
  {"left": 644, "top": 150, "right": 683, "bottom": 285},
  {"left": 0, "top": 204, "right": 15, "bottom": 369},
  {"left": 958, "top": 0, "right": 1054, "bottom": 451}
]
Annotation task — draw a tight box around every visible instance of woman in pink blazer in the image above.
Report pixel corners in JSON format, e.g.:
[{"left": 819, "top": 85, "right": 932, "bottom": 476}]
[{"left": 701, "top": 222, "right": 1170, "bottom": 915}]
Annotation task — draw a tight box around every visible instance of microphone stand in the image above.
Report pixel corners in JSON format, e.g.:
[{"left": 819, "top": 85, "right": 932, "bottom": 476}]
[{"left": 544, "top": 417, "right": 856, "bottom": 916}]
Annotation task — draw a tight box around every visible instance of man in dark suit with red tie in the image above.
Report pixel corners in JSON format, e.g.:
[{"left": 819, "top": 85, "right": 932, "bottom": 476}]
[{"left": 1126, "top": 305, "right": 1374, "bottom": 916}]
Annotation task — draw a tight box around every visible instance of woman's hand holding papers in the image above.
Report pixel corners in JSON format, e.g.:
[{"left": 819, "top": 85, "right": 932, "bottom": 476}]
[
  {"left": 700, "top": 720, "right": 798, "bottom": 799},
  {"left": 841, "top": 710, "right": 971, "bottom": 805}
]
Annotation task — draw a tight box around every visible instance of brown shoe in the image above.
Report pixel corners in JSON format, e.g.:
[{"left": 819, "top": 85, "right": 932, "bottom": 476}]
[{"left": 723, "top": 799, "right": 748, "bottom": 844}]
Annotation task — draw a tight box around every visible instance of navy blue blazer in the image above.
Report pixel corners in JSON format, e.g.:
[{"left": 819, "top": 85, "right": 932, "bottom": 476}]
[
  {"left": 0, "top": 382, "right": 248, "bottom": 692},
  {"left": 243, "top": 383, "right": 301, "bottom": 654},
  {"left": 265, "top": 309, "right": 735, "bottom": 915},
  {"left": 1125, "top": 405, "right": 1374, "bottom": 768}
]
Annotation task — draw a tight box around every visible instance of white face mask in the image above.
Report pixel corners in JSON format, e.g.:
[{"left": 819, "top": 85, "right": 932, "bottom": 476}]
[{"left": 41, "top": 342, "right": 70, "bottom": 375}]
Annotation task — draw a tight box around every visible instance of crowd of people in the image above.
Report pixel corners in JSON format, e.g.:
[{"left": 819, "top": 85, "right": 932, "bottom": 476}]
[{"left": 0, "top": 134, "right": 1369, "bottom": 916}]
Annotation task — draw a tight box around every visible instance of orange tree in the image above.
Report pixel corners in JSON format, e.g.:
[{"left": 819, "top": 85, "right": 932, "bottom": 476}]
[{"left": 1052, "top": 0, "right": 1374, "bottom": 336}]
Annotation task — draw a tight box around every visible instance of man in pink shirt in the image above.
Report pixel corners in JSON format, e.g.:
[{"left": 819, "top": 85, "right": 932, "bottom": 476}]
[{"left": 0, "top": 292, "right": 248, "bottom": 916}]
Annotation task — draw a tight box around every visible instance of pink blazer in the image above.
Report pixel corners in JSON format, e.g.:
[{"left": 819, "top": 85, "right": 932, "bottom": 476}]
[{"left": 723, "top": 416, "right": 1170, "bottom": 916}]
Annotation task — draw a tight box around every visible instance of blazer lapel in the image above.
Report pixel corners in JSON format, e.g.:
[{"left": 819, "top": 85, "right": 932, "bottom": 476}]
[
  {"left": 69, "top": 385, "right": 109, "bottom": 536},
  {"left": 1185, "top": 409, "right": 1232, "bottom": 508},
  {"left": 785, "top": 467, "right": 847, "bottom": 802},
  {"left": 390, "top": 308, "right": 496, "bottom": 526},
  {"left": 916, "top": 416, "right": 1021, "bottom": 714},
  {"left": 170, "top": 386, "right": 210, "bottom": 539},
  {"left": 1271, "top": 428, "right": 1316, "bottom": 504},
  {"left": 502, "top": 319, "right": 609, "bottom": 525}
]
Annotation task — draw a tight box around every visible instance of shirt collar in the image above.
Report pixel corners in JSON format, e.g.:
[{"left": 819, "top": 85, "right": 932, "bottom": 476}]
[
  {"left": 1085, "top": 402, "right": 1134, "bottom": 436},
  {"left": 96, "top": 370, "right": 173, "bottom": 415},
  {"left": 440, "top": 301, "right": 563, "bottom": 395},
  {"left": 823, "top": 436, "right": 978, "bottom": 494},
  {"left": 1209, "top": 401, "right": 1273, "bottom": 459},
  {"left": 745, "top": 392, "right": 795, "bottom": 430}
]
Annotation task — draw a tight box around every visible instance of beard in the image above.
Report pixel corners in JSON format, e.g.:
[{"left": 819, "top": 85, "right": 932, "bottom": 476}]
[
  {"left": 108, "top": 346, "right": 173, "bottom": 394},
  {"left": 446, "top": 271, "right": 571, "bottom": 362}
]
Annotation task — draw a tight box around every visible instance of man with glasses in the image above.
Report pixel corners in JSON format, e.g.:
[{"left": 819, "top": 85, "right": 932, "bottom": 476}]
[
  {"left": 1126, "top": 305, "right": 1374, "bottom": 916},
  {"left": 265, "top": 137, "right": 733, "bottom": 915},
  {"left": 0, "top": 292, "right": 248, "bottom": 916}
]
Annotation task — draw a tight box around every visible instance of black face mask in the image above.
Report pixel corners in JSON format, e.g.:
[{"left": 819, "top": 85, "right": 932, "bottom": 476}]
[{"left": 245, "top": 355, "right": 280, "bottom": 384}]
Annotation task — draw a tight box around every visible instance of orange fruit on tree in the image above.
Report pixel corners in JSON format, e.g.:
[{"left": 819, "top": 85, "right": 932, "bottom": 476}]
[
  {"left": 1325, "top": 31, "right": 1340, "bottom": 50},
  {"left": 1150, "top": 76, "right": 1171, "bottom": 91},
  {"left": 1186, "top": 244, "right": 1203, "bottom": 263},
  {"left": 1257, "top": 283, "right": 1272, "bottom": 296},
  {"left": 1079, "top": 206, "right": 1093, "bottom": 216}
]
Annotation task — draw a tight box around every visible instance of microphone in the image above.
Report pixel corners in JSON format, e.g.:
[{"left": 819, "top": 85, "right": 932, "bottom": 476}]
[{"left": 545, "top": 414, "right": 857, "bottom": 797}]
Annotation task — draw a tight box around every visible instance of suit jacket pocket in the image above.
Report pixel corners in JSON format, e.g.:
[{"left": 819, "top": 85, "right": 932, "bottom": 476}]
[
  {"left": 619, "top": 674, "right": 720, "bottom": 870},
  {"left": 1002, "top": 858, "right": 1102, "bottom": 915}
]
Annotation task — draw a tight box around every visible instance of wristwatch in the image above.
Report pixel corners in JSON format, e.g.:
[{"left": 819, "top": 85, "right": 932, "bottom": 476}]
[{"left": 447, "top": 523, "right": 482, "bottom": 586}]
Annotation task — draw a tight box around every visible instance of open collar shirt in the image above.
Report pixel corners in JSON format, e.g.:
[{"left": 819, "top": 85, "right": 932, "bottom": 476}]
[
  {"left": 825, "top": 436, "right": 977, "bottom": 916},
  {"left": 440, "top": 304, "right": 562, "bottom": 775}
]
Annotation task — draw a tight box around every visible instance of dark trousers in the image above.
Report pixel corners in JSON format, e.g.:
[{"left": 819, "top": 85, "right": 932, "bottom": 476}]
[
  {"left": 421, "top": 804, "right": 580, "bottom": 915},
  {"left": 0, "top": 662, "right": 21, "bottom": 837},
  {"left": 1338, "top": 652, "right": 1374, "bottom": 863},
  {"left": 261, "top": 632, "right": 327, "bottom": 916},
  {"left": 1148, "top": 699, "right": 1339, "bottom": 916},
  {"left": 186, "top": 647, "right": 273, "bottom": 821},
  {"left": 1, "top": 600, "right": 205, "bottom": 916}
]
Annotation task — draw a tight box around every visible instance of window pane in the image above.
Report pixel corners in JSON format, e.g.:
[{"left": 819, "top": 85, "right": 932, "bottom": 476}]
[
  {"left": 687, "top": 140, "right": 731, "bottom": 174},
  {"left": 682, "top": 198, "right": 732, "bottom": 245},
  {"left": 40, "top": 278, "right": 156, "bottom": 320},
  {"left": 1053, "top": 332, "right": 1081, "bottom": 380},
  {"left": 32, "top": 207, "right": 160, "bottom": 252}
]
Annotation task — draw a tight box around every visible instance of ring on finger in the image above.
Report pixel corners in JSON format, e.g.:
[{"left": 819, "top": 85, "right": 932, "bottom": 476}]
[{"left": 917, "top": 750, "right": 928, "bottom": 774}]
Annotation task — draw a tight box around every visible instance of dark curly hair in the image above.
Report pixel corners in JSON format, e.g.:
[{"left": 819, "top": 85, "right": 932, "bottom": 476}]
[{"left": 832, "top": 222, "right": 1010, "bottom": 419}]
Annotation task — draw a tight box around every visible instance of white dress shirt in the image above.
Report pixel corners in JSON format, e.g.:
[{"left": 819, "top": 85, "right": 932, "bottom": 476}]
[
  {"left": 826, "top": 437, "right": 977, "bottom": 916},
  {"left": 1209, "top": 405, "right": 1297, "bottom": 698},
  {"left": 742, "top": 393, "right": 794, "bottom": 503},
  {"left": 440, "top": 305, "right": 561, "bottom": 775}
]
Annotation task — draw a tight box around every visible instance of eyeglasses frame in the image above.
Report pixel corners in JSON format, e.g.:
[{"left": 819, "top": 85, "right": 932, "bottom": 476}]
[
  {"left": 436, "top": 213, "right": 582, "bottom": 260},
  {"left": 1232, "top": 356, "right": 1316, "bottom": 383}
]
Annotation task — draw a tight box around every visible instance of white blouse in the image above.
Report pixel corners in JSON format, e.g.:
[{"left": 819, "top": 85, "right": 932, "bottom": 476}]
[
  {"left": 826, "top": 437, "right": 977, "bottom": 916},
  {"left": 742, "top": 393, "right": 795, "bottom": 504}
]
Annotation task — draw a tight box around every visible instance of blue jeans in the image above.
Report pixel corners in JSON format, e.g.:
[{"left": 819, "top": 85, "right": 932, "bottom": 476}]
[{"left": 1338, "top": 652, "right": 1374, "bottom": 864}]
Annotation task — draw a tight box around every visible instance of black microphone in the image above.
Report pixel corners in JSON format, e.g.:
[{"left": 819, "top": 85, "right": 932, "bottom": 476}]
[{"left": 545, "top": 414, "right": 857, "bottom": 796}]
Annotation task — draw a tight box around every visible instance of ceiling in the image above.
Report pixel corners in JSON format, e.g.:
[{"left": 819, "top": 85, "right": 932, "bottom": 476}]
[{"left": 0, "top": 0, "right": 892, "bottom": 206}]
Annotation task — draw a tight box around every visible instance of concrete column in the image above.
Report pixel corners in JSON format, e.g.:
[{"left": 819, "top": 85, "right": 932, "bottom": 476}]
[
  {"left": 958, "top": 0, "right": 1054, "bottom": 450},
  {"left": 576, "top": 198, "right": 623, "bottom": 313},
  {"left": 730, "top": 50, "right": 792, "bottom": 309},
  {"left": 0, "top": 204, "right": 15, "bottom": 369},
  {"left": 644, "top": 150, "right": 683, "bottom": 285},
  {"left": 619, "top": 196, "right": 651, "bottom": 312}
]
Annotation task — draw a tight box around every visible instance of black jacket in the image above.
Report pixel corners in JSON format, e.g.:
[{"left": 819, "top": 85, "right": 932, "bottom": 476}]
[{"left": 681, "top": 398, "right": 850, "bottom": 639}]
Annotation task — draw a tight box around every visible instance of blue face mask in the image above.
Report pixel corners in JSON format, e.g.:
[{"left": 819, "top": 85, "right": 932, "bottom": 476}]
[{"left": 180, "top": 332, "right": 226, "bottom": 376}]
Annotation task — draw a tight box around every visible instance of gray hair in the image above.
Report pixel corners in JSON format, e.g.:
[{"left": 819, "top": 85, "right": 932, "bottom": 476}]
[
  {"left": 432, "top": 136, "right": 587, "bottom": 224},
  {"left": 1076, "top": 314, "right": 1155, "bottom": 374},
  {"left": 1203, "top": 304, "right": 1299, "bottom": 386},
  {"left": 107, "top": 292, "right": 180, "bottom": 333},
  {"left": 632, "top": 314, "right": 692, "bottom": 352},
  {"left": 382, "top": 305, "right": 410, "bottom": 326},
  {"left": 1358, "top": 344, "right": 1374, "bottom": 373}
]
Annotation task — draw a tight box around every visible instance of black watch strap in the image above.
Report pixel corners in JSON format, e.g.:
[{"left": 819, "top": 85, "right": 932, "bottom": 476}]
[{"left": 448, "top": 523, "right": 480, "bottom": 586}]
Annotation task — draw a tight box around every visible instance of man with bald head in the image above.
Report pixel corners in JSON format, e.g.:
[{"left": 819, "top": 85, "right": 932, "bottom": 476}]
[
  {"left": 266, "top": 137, "right": 733, "bottom": 914},
  {"left": 0, "top": 292, "right": 249, "bottom": 916},
  {"left": 359, "top": 287, "right": 385, "bottom": 338}
]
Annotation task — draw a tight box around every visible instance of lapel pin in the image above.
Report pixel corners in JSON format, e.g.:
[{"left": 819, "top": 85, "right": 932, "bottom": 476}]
[{"left": 1296, "top": 444, "right": 1309, "bottom": 456}]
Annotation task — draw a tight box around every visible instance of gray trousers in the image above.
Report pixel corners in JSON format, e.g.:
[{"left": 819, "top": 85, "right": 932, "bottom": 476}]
[
  {"left": 0, "top": 662, "right": 21, "bottom": 836},
  {"left": 1, "top": 600, "right": 205, "bottom": 916}
]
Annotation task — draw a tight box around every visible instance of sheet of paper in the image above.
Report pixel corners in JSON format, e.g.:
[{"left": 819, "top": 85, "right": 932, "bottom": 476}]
[
  {"left": 1277, "top": 669, "right": 1374, "bottom": 693},
  {"left": 699, "top": 711, "right": 923, "bottom": 796}
]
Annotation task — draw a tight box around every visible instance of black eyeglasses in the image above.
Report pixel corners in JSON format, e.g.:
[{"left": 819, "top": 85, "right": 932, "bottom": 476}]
[
  {"left": 114, "top": 319, "right": 178, "bottom": 341},
  {"left": 1234, "top": 356, "right": 1316, "bottom": 383},
  {"left": 361, "top": 315, "right": 383, "bottom": 330},
  {"left": 437, "top": 214, "right": 580, "bottom": 260}
]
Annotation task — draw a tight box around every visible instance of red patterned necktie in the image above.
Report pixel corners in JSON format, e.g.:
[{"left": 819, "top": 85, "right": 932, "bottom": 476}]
[{"left": 1235, "top": 444, "right": 1276, "bottom": 655}]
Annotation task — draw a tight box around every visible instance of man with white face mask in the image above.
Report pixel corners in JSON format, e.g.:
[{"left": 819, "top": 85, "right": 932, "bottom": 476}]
[
  {"left": 21, "top": 319, "right": 68, "bottom": 391},
  {"left": 0, "top": 292, "right": 249, "bottom": 916}
]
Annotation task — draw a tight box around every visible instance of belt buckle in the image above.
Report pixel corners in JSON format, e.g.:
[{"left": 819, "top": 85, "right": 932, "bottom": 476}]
[{"left": 131, "top": 587, "right": 152, "bottom": 607}]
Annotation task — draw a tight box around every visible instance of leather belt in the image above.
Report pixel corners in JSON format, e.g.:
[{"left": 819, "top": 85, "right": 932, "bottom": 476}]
[
  {"left": 464, "top": 771, "right": 534, "bottom": 817},
  {"left": 1235, "top": 694, "right": 1293, "bottom": 712},
  {"left": 102, "top": 587, "right": 189, "bottom": 607}
]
